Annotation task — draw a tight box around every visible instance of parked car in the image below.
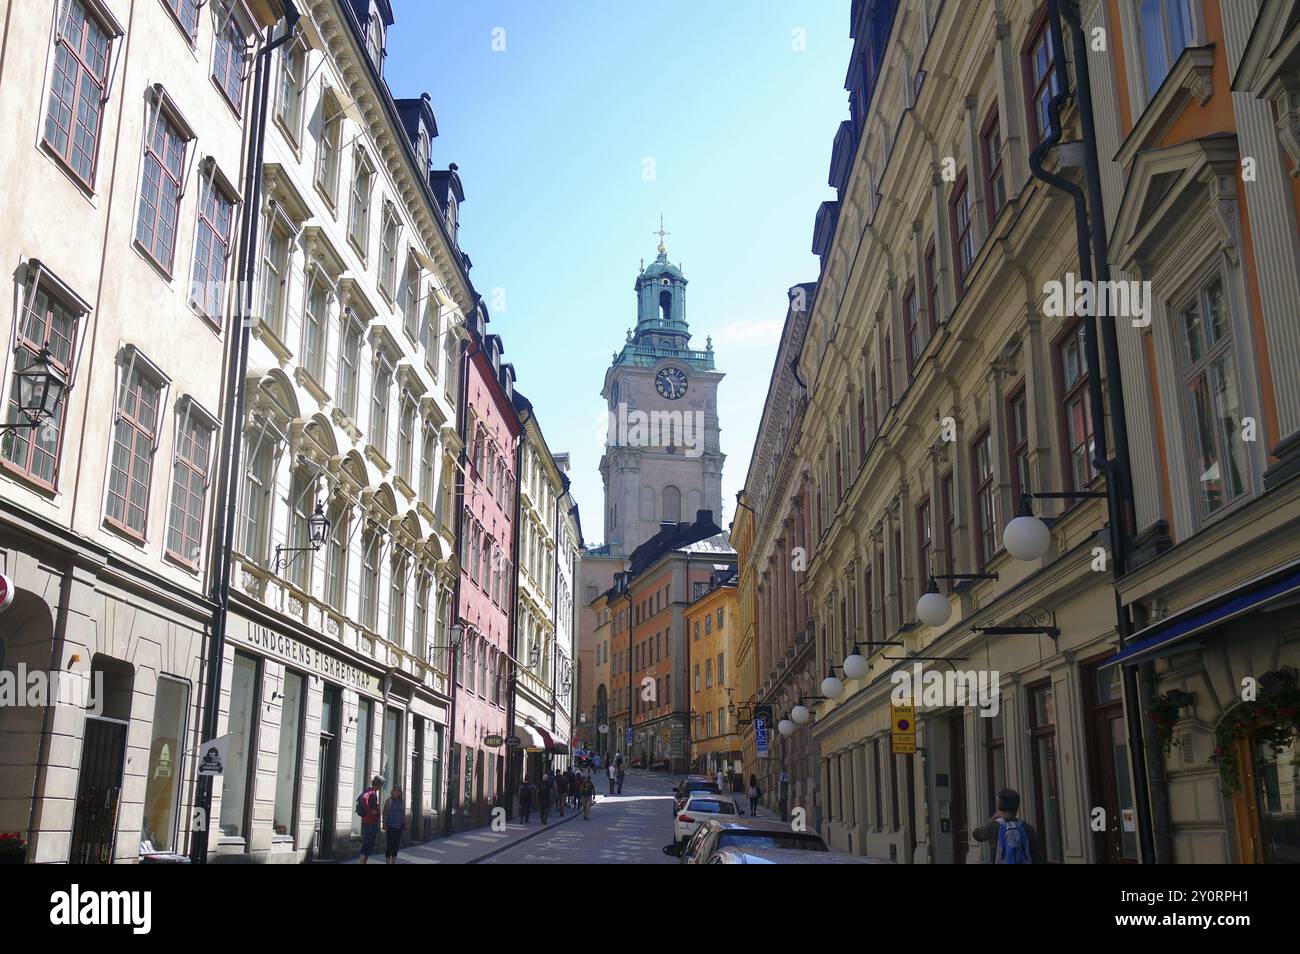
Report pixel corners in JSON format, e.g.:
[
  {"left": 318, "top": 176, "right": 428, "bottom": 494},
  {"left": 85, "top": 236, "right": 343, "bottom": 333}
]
[
  {"left": 671, "top": 777, "right": 721, "bottom": 814},
  {"left": 705, "top": 846, "right": 894, "bottom": 864},
  {"left": 673, "top": 795, "right": 740, "bottom": 846},
  {"left": 669, "top": 817, "right": 829, "bottom": 863}
]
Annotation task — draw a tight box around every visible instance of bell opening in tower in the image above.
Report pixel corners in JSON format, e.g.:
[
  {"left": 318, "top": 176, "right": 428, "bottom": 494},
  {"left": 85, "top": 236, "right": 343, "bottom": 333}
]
[{"left": 659, "top": 289, "right": 671, "bottom": 323}]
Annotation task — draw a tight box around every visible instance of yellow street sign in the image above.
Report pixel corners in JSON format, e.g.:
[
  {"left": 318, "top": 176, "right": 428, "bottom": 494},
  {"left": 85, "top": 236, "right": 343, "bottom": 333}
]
[{"left": 891, "top": 704, "right": 916, "bottom": 754}]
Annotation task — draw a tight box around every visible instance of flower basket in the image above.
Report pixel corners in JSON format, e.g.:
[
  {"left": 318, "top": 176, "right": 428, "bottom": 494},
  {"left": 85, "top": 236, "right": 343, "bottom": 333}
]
[
  {"left": 1146, "top": 694, "right": 1183, "bottom": 755},
  {"left": 0, "top": 832, "right": 27, "bottom": 865},
  {"left": 1210, "top": 673, "right": 1300, "bottom": 793}
]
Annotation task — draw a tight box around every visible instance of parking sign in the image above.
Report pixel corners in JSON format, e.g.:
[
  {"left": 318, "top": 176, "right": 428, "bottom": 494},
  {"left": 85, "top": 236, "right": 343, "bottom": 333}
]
[{"left": 754, "top": 717, "right": 769, "bottom": 759}]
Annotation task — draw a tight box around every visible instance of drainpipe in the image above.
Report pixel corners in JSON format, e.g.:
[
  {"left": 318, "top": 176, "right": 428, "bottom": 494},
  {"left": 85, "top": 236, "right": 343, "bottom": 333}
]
[
  {"left": 505, "top": 404, "right": 529, "bottom": 812},
  {"left": 1031, "top": 0, "right": 1156, "bottom": 864},
  {"left": 192, "top": 3, "right": 300, "bottom": 865}
]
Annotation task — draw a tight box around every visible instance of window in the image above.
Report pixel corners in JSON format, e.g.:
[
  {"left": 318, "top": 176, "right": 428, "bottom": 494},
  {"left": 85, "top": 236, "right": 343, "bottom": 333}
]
[
  {"left": 211, "top": 12, "right": 245, "bottom": 108},
  {"left": 260, "top": 220, "right": 291, "bottom": 334},
  {"left": 337, "top": 313, "right": 362, "bottom": 417},
  {"left": 856, "top": 393, "right": 867, "bottom": 467},
  {"left": 366, "top": 11, "right": 384, "bottom": 67},
  {"left": 893, "top": 525, "right": 905, "bottom": 626},
  {"left": 706, "top": 712, "right": 714, "bottom": 737},
  {"left": 883, "top": 333, "right": 894, "bottom": 408},
  {"left": 389, "top": 556, "right": 407, "bottom": 649},
  {"left": 916, "top": 497, "right": 932, "bottom": 584},
  {"left": 1180, "top": 275, "right": 1246, "bottom": 516},
  {"left": 694, "top": 621, "right": 700, "bottom": 641},
  {"left": 924, "top": 239, "right": 939, "bottom": 331},
  {"left": 140, "top": 676, "right": 188, "bottom": 852},
  {"left": 325, "top": 503, "right": 348, "bottom": 611},
  {"left": 165, "top": 0, "right": 199, "bottom": 38},
  {"left": 985, "top": 711, "right": 1007, "bottom": 816},
  {"left": 662, "top": 485, "right": 681, "bottom": 523},
  {"left": 420, "top": 427, "right": 436, "bottom": 508},
  {"left": 704, "top": 614, "right": 712, "bottom": 635},
  {"left": 191, "top": 173, "right": 235, "bottom": 320},
  {"left": 982, "top": 108, "right": 1005, "bottom": 219},
  {"left": 1137, "top": 0, "right": 1194, "bottom": 97},
  {"left": 1025, "top": 13, "right": 1060, "bottom": 147},
  {"left": 971, "top": 429, "right": 995, "bottom": 567},
  {"left": 401, "top": 257, "right": 421, "bottom": 340},
  {"left": 949, "top": 173, "right": 973, "bottom": 292},
  {"left": 349, "top": 150, "right": 374, "bottom": 256},
  {"left": 360, "top": 525, "right": 380, "bottom": 629},
  {"left": 717, "top": 652, "right": 724, "bottom": 686},
  {"left": 717, "top": 608, "right": 724, "bottom": 629},
  {"left": 272, "top": 670, "right": 305, "bottom": 840},
  {"left": 694, "top": 663, "right": 700, "bottom": 692},
  {"left": 397, "top": 395, "right": 415, "bottom": 483},
  {"left": 873, "top": 737, "right": 883, "bottom": 831},
  {"left": 239, "top": 429, "right": 274, "bottom": 560},
  {"left": 106, "top": 358, "right": 163, "bottom": 538},
  {"left": 301, "top": 272, "right": 329, "bottom": 379},
  {"left": 379, "top": 205, "right": 400, "bottom": 300},
  {"left": 2, "top": 283, "right": 81, "bottom": 486},
  {"left": 371, "top": 356, "right": 392, "bottom": 457},
  {"left": 285, "top": 469, "right": 315, "bottom": 591},
  {"left": 1058, "top": 322, "right": 1097, "bottom": 490},
  {"left": 1028, "top": 681, "right": 1065, "bottom": 862},
  {"left": 1007, "top": 386, "right": 1030, "bottom": 512},
  {"left": 316, "top": 100, "right": 342, "bottom": 202},
  {"left": 220, "top": 653, "right": 259, "bottom": 839},
  {"left": 135, "top": 102, "right": 188, "bottom": 272},
  {"left": 903, "top": 283, "right": 920, "bottom": 370},
  {"left": 43, "top": 0, "right": 113, "bottom": 186},
  {"left": 276, "top": 39, "right": 306, "bottom": 142},
  {"left": 165, "top": 407, "right": 212, "bottom": 566},
  {"left": 705, "top": 657, "right": 712, "bottom": 688}
]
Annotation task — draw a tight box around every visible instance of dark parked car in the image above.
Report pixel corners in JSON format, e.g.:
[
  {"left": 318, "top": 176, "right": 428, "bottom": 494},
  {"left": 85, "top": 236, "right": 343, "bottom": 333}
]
[
  {"left": 669, "top": 817, "right": 829, "bottom": 863},
  {"left": 671, "top": 776, "right": 721, "bottom": 814},
  {"left": 705, "top": 846, "right": 894, "bottom": 864}
]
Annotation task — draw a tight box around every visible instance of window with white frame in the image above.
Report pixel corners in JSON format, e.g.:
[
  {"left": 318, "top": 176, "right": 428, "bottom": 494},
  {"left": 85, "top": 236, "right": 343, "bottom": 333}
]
[
  {"left": 106, "top": 353, "right": 166, "bottom": 539},
  {"left": 379, "top": 204, "right": 400, "bottom": 301},
  {"left": 165, "top": 402, "right": 213, "bottom": 567},
  {"left": 397, "top": 393, "right": 415, "bottom": 483},
  {"left": 325, "top": 499, "right": 349, "bottom": 612},
  {"left": 360, "top": 523, "right": 381, "bottom": 630},
  {"left": 275, "top": 38, "right": 306, "bottom": 142},
  {"left": 316, "top": 92, "right": 343, "bottom": 203},
  {"left": 1179, "top": 273, "right": 1247, "bottom": 517},
  {"left": 1137, "top": 0, "right": 1194, "bottom": 98},
  {"left": 389, "top": 553, "right": 408, "bottom": 649},
  {"left": 301, "top": 270, "right": 330, "bottom": 380},
  {"left": 366, "top": 10, "right": 384, "bottom": 69},
  {"left": 239, "top": 424, "right": 277, "bottom": 560},
  {"left": 285, "top": 468, "right": 315, "bottom": 591},
  {"left": 370, "top": 353, "right": 393, "bottom": 457},
  {"left": 401, "top": 256, "right": 420, "bottom": 340},
  {"left": 260, "top": 215, "right": 292, "bottom": 334},
  {"left": 420, "top": 426, "right": 436, "bottom": 508},
  {"left": 348, "top": 149, "right": 374, "bottom": 256},
  {"left": 336, "top": 311, "right": 362, "bottom": 417}
]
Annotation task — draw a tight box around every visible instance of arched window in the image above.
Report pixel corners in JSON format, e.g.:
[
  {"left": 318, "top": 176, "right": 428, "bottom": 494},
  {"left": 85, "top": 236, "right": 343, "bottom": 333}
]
[
  {"left": 360, "top": 523, "right": 381, "bottom": 629},
  {"left": 662, "top": 485, "right": 681, "bottom": 523},
  {"left": 477, "top": 639, "right": 487, "bottom": 696},
  {"left": 285, "top": 469, "right": 315, "bottom": 590},
  {"left": 325, "top": 500, "right": 349, "bottom": 612},
  {"left": 659, "top": 289, "right": 671, "bottom": 323},
  {"left": 388, "top": 554, "right": 408, "bottom": 650},
  {"left": 239, "top": 430, "right": 276, "bottom": 561}
]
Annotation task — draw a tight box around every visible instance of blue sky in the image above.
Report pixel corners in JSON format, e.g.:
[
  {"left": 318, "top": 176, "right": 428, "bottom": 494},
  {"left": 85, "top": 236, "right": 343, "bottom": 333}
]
[{"left": 385, "top": 0, "right": 851, "bottom": 542}]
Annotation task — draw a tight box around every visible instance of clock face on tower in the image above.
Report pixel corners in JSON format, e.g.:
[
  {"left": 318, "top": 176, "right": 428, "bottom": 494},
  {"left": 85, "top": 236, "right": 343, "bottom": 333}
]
[{"left": 655, "top": 367, "right": 688, "bottom": 400}]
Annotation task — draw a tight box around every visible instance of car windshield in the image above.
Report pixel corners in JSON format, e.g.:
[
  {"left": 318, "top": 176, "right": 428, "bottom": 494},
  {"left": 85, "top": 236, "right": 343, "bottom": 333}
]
[
  {"left": 717, "top": 832, "right": 828, "bottom": 852},
  {"left": 686, "top": 799, "right": 736, "bottom": 814}
]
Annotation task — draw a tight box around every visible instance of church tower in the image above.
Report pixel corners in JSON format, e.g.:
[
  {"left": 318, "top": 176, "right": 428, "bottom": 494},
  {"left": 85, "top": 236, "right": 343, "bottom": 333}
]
[{"left": 599, "top": 225, "right": 725, "bottom": 556}]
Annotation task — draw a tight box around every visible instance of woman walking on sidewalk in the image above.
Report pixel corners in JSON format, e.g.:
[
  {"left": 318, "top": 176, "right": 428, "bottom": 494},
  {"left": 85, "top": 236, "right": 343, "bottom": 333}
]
[
  {"left": 382, "top": 785, "right": 405, "bottom": 864},
  {"left": 581, "top": 774, "right": 595, "bottom": 819},
  {"left": 747, "top": 775, "right": 762, "bottom": 817},
  {"left": 519, "top": 778, "right": 536, "bottom": 823}
]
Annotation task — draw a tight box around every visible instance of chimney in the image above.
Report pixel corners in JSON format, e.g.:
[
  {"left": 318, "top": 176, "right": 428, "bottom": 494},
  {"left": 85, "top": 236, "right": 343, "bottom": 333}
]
[{"left": 696, "top": 509, "right": 712, "bottom": 525}]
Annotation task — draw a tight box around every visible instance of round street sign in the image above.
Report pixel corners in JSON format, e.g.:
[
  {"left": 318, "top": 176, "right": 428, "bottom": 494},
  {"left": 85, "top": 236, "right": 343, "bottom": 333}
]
[
  {"left": 0, "top": 573, "right": 13, "bottom": 613},
  {"left": 895, "top": 717, "right": 911, "bottom": 732},
  {"left": 504, "top": 735, "right": 522, "bottom": 747},
  {"left": 598, "top": 724, "right": 609, "bottom": 734}
]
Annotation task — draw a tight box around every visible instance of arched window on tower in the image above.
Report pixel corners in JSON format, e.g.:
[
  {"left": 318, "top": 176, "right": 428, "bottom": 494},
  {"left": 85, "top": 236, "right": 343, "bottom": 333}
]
[
  {"left": 659, "top": 289, "right": 672, "bottom": 324},
  {"left": 662, "top": 485, "right": 681, "bottom": 523}
]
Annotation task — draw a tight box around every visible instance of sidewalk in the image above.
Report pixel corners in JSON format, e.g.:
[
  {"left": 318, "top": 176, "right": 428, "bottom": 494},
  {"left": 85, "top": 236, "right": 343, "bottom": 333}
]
[{"left": 339, "top": 799, "right": 593, "bottom": 865}]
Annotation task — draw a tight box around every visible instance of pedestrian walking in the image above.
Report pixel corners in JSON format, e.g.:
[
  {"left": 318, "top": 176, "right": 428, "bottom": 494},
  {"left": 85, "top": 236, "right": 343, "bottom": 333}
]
[
  {"left": 519, "top": 778, "right": 536, "bottom": 824},
  {"left": 747, "top": 775, "right": 762, "bottom": 816},
  {"left": 539, "top": 771, "right": 553, "bottom": 824},
  {"left": 607, "top": 762, "right": 617, "bottom": 795},
  {"left": 582, "top": 774, "right": 595, "bottom": 819},
  {"left": 971, "top": 789, "right": 1044, "bottom": 864},
  {"left": 715, "top": 768, "right": 724, "bottom": 790},
  {"left": 555, "top": 771, "right": 568, "bottom": 816},
  {"left": 356, "top": 774, "right": 384, "bottom": 864},
  {"left": 616, "top": 765, "right": 625, "bottom": 795},
  {"left": 569, "top": 768, "right": 580, "bottom": 808},
  {"left": 594, "top": 753, "right": 602, "bottom": 772},
  {"left": 382, "top": 785, "right": 405, "bottom": 864}
]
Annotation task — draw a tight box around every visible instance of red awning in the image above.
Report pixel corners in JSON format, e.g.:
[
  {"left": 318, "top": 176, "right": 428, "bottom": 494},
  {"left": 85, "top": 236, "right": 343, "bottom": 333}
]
[{"left": 535, "top": 726, "right": 569, "bottom": 755}]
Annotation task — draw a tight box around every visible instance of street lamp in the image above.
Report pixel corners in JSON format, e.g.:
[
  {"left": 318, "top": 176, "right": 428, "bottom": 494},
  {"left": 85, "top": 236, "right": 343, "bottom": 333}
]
[
  {"left": 791, "top": 703, "right": 811, "bottom": 725},
  {"left": 1003, "top": 491, "right": 1104, "bottom": 562},
  {"left": 777, "top": 717, "right": 795, "bottom": 737},
  {"left": 821, "top": 667, "right": 844, "bottom": 700},
  {"left": 915, "top": 572, "right": 1000, "bottom": 628},
  {"left": 724, "top": 686, "right": 736, "bottom": 717},
  {"left": 273, "top": 502, "right": 330, "bottom": 572},
  {"left": 0, "top": 348, "right": 68, "bottom": 430},
  {"left": 842, "top": 648, "right": 869, "bottom": 679}
]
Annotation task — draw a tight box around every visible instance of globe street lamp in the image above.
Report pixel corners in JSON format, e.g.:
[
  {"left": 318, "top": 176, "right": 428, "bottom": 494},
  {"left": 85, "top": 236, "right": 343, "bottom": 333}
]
[
  {"left": 777, "top": 717, "right": 796, "bottom": 737},
  {"left": 821, "top": 667, "right": 844, "bottom": 700},
  {"left": 1003, "top": 491, "right": 1104, "bottom": 562},
  {"left": 914, "top": 572, "right": 999, "bottom": 627}
]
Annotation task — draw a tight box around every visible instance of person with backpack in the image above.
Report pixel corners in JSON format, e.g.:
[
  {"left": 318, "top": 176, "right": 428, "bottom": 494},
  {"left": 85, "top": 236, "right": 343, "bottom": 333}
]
[
  {"left": 519, "top": 778, "right": 537, "bottom": 823},
  {"left": 971, "top": 789, "right": 1045, "bottom": 864},
  {"left": 581, "top": 773, "right": 596, "bottom": 819},
  {"left": 382, "top": 785, "right": 405, "bottom": 864},
  {"left": 356, "top": 775, "right": 384, "bottom": 864},
  {"left": 747, "top": 775, "right": 762, "bottom": 816},
  {"left": 616, "top": 764, "right": 625, "bottom": 795}
]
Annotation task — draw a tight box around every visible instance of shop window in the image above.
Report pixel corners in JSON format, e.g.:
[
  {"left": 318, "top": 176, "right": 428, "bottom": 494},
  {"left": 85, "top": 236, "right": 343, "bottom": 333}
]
[
  {"left": 351, "top": 700, "right": 373, "bottom": 835},
  {"left": 219, "top": 652, "right": 259, "bottom": 840},
  {"left": 140, "top": 676, "right": 189, "bottom": 852},
  {"left": 272, "top": 670, "right": 305, "bottom": 839},
  {"left": 1028, "top": 681, "right": 1064, "bottom": 862}
]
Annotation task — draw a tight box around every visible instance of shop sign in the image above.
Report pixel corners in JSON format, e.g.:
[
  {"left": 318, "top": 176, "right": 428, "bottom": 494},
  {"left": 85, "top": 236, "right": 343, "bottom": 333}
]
[
  {"left": 483, "top": 734, "right": 504, "bottom": 747},
  {"left": 237, "top": 618, "right": 381, "bottom": 696},
  {"left": 505, "top": 735, "right": 522, "bottom": 747},
  {"left": 196, "top": 735, "right": 229, "bottom": 776},
  {"left": 0, "top": 573, "right": 13, "bottom": 613}
]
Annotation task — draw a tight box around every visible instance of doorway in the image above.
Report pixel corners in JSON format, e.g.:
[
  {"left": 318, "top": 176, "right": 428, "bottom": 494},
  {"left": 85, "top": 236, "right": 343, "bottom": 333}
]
[
  {"left": 316, "top": 686, "right": 340, "bottom": 858},
  {"left": 948, "top": 714, "right": 968, "bottom": 864},
  {"left": 70, "top": 717, "right": 128, "bottom": 863},
  {"left": 1083, "top": 662, "right": 1138, "bottom": 862},
  {"left": 411, "top": 718, "right": 424, "bottom": 841}
]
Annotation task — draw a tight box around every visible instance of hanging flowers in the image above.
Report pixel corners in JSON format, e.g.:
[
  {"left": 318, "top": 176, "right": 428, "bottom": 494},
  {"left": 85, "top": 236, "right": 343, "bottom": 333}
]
[
  {"left": 1209, "top": 674, "right": 1300, "bottom": 793},
  {"left": 1147, "top": 694, "right": 1183, "bottom": 754},
  {"left": 0, "top": 831, "right": 26, "bottom": 865}
]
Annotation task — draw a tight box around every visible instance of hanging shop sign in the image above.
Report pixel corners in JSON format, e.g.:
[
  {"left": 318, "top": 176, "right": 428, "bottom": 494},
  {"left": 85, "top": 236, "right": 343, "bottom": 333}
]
[
  {"left": 483, "top": 734, "right": 504, "bottom": 748},
  {"left": 891, "top": 704, "right": 916, "bottom": 755}
]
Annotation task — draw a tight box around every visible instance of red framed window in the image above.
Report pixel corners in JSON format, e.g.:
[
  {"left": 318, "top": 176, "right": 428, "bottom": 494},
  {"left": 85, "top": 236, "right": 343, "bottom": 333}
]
[
  {"left": 106, "top": 361, "right": 163, "bottom": 538},
  {"left": 1, "top": 286, "right": 80, "bottom": 488},
  {"left": 982, "top": 107, "right": 1006, "bottom": 219},
  {"left": 43, "top": 0, "right": 113, "bottom": 186},
  {"left": 903, "top": 282, "right": 920, "bottom": 370},
  {"left": 950, "top": 172, "right": 974, "bottom": 293},
  {"left": 136, "top": 103, "right": 188, "bottom": 272},
  {"left": 1058, "top": 322, "right": 1097, "bottom": 490},
  {"left": 212, "top": 12, "right": 245, "bottom": 109},
  {"left": 191, "top": 174, "right": 235, "bottom": 320},
  {"left": 1024, "top": 10, "right": 1060, "bottom": 147},
  {"left": 941, "top": 470, "right": 956, "bottom": 580},
  {"left": 165, "top": 0, "right": 200, "bottom": 38},
  {"left": 166, "top": 409, "right": 212, "bottom": 565},
  {"left": 924, "top": 238, "right": 939, "bottom": 331},
  {"left": 1007, "top": 385, "right": 1031, "bottom": 510},
  {"left": 916, "top": 497, "right": 932, "bottom": 584},
  {"left": 971, "top": 428, "right": 996, "bottom": 567}
]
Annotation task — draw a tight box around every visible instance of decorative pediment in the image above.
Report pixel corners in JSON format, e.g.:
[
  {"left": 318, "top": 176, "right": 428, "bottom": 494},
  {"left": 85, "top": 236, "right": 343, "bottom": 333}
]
[
  {"left": 338, "top": 276, "right": 379, "bottom": 324},
  {"left": 303, "top": 225, "right": 346, "bottom": 279},
  {"left": 1116, "top": 46, "right": 1216, "bottom": 170},
  {"left": 1109, "top": 135, "right": 1241, "bottom": 273}
]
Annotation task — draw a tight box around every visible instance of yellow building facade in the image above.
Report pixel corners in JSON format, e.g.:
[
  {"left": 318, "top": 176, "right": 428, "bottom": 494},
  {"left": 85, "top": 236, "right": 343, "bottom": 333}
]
[{"left": 685, "top": 578, "right": 741, "bottom": 780}]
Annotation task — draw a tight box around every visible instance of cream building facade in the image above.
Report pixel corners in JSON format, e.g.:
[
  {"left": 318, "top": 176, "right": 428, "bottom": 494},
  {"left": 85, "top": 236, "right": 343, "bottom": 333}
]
[
  {"left": 0, "top": 0, "right": 282, "bottom": 863},
  {"left": 209, "top": 0, "right": 472, "bottom": 861}
]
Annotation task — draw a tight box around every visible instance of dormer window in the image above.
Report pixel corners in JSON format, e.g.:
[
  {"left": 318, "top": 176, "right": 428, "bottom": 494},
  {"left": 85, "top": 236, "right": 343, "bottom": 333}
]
[
  {"left": 446, "top": 192, "right": 458, "bottom": 241},
  {"left": 367, "top": 11, "right": 384, "bottom": 71},
  {"left": 417, "top": 131, "right": 430, "bottom": 172}
]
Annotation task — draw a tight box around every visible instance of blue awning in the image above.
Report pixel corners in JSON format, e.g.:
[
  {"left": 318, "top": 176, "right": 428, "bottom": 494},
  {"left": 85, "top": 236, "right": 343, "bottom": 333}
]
[{"left": 1104, "top": 560, "right": 1300, "bottom": 668}]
